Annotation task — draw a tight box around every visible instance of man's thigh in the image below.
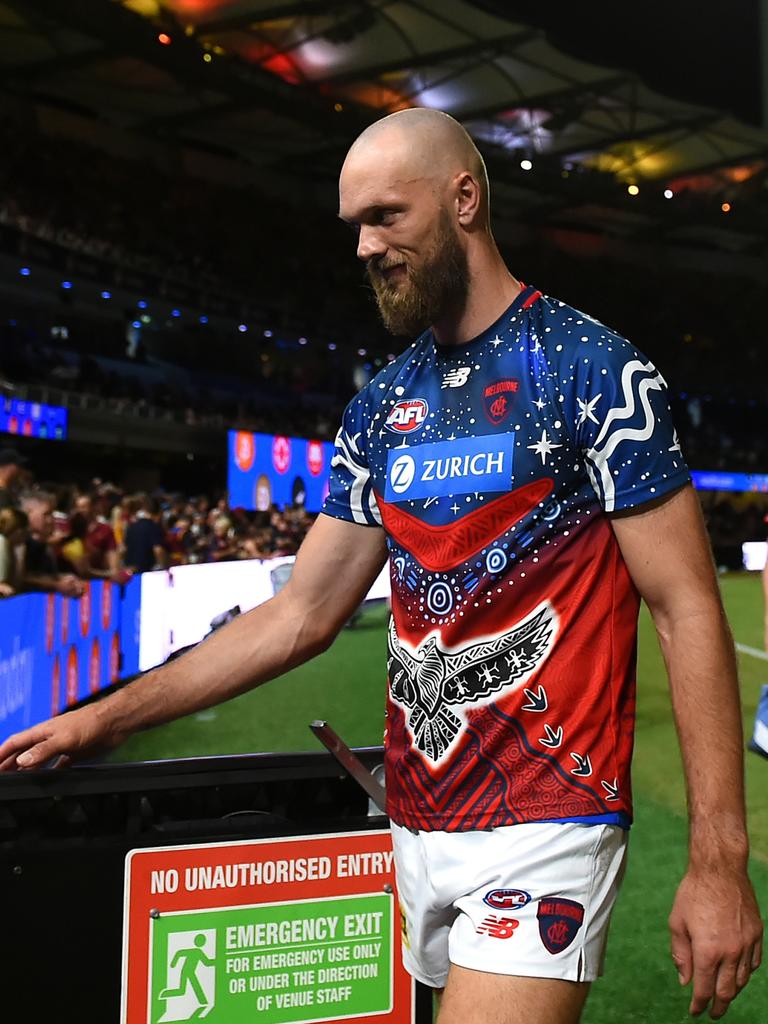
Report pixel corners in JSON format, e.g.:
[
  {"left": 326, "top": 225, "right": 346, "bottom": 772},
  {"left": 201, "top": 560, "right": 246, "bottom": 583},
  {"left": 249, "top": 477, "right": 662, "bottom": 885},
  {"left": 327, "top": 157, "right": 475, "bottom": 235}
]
[{"left": 436, "top": 966, "right": 590, "bottom": 1024}]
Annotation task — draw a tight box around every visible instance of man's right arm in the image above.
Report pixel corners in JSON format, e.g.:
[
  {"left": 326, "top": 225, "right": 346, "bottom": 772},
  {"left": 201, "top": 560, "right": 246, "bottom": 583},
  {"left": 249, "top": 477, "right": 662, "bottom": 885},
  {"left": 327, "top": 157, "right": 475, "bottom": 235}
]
[{"left": 0, "top": 515, "right": 388, "bottom": 770}]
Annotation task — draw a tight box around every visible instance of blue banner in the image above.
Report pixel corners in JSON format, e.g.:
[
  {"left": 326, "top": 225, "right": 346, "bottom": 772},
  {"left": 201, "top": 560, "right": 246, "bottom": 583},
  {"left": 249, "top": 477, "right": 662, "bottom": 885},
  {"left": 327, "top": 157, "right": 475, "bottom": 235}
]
[
  {"left": 692, "top": 470, "right": 768, "bottom": 493},
  {"left": 0, "top": 580, "right": 141, "bottom": 745},
  {"left": 0, "top": 396, "right": 67, "bottom": 440},
  {"left": 227, "top": 430, "right": 334, "bottom": 513}
]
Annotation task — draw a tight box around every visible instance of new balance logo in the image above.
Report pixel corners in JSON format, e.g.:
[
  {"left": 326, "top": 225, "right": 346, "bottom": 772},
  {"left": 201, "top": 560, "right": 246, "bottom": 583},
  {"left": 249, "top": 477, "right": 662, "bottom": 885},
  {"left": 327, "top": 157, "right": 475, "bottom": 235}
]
[
  {"left": 441, "top": 366, "right": 472, "bottom": 389},
  {"left": 476, "top": 915, "right": 519, "bottom": 939}
]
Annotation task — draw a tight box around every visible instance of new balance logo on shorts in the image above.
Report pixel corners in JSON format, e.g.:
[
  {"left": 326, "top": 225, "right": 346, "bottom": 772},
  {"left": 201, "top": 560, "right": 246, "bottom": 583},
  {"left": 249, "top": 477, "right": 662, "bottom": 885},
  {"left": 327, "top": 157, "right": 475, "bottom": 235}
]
[
  {"left": 476, "top": 916, "right": 520, "bottom": 939},
  {"left": 536, "top": 898, "right": 584, "bottom": 954}
]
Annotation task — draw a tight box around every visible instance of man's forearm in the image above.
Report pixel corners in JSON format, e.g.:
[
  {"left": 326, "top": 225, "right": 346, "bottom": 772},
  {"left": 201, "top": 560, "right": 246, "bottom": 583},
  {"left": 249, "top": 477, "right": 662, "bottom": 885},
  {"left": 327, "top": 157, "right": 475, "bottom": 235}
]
[
  {"left": 98, "top": 589, "right": 331, "bottom": 740},
  {"left": 653, "top": 595, "right": 749, "bottom": 865}
]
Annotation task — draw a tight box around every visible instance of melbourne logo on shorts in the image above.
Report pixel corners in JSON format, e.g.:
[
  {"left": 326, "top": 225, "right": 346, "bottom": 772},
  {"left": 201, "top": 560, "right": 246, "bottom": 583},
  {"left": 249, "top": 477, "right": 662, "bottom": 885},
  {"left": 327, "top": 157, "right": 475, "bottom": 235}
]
[
  {"left": 384, "top": 434, "right": 514, "bottom": 502},
  {"left": 483, "top": 379, "right": 519, "bottom": 425},
  {"left": 537, "top": 898, "right": 585, "bottom": 954},
  {"left": 385, "top": 399, "right": 428, "bottom": 434},
  {"left": 476, "top": 916, "right": 519, "bottom": 939},
  {"left": 483, "top": 888, "right": 531, "bottom": 911}
]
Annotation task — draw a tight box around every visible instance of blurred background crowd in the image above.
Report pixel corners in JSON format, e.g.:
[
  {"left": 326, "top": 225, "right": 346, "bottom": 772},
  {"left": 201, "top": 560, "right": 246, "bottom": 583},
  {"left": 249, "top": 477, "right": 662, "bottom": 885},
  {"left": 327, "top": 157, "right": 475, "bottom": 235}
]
[{"left": 0, "top": 445, "right": 314, "bottom": 599}]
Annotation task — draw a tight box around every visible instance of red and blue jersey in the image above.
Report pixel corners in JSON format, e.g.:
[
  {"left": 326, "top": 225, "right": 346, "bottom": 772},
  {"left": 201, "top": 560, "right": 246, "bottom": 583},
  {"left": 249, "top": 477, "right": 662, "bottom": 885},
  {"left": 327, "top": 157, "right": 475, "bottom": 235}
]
[{"left": 323, "top": 285, "right": 689, "bottom": 832}]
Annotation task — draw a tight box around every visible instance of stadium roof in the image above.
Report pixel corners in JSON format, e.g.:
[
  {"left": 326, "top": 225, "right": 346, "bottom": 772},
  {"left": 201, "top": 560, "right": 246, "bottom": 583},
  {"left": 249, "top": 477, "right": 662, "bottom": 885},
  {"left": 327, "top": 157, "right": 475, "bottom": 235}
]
[{"left": 2, "top": 0, "right": 768, "bottom": 249}]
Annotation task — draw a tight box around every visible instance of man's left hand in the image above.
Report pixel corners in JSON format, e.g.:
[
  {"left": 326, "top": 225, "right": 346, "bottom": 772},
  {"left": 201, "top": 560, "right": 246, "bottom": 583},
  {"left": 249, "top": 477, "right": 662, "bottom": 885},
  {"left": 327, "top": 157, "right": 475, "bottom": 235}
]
[{"left": 669, "top": 864, "right": 763, "bottom": 1019}]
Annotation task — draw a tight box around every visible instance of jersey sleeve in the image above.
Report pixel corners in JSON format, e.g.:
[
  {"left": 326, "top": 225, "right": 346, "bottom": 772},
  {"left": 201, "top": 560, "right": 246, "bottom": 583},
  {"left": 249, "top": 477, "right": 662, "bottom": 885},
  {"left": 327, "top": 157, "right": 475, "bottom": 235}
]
[
  {"left": 569, "top": 334, "right": 690, "bottom": 513},
  {"left": 322, "top": 391, "right": 382, "bottom": 527}
]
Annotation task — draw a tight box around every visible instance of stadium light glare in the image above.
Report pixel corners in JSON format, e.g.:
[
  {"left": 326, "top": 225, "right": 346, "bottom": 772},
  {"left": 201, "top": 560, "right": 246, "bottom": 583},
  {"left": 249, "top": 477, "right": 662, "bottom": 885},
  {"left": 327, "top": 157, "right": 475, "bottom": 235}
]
[
  {"left": 358, "top": 348, "right": 367, "bottom": 356},
  {"left": 238, "top": 324, "right": 247, "bottom": 332},
  {"left": 137, "top": 300, "right": 148, "bottom": 309},
  {"left": 664, "top": 189, "right": 674, "bottom": 199},
  {"left": 627, "top": 184, "right": 640, "bottom": 196},
  {"left": 334, "top": 103, "right": 344, "bottom": 112},
  {"left": 131, "top": 320, "right": 141, "bottom": 329},
  {"left": 61, "top": 280, "right": 73, "bottom": 289},
  {"left": 171, "top": 309, "right": 181, "bottom": 317},
  {"left": 264, "top": 329, "right": 273, "bottom": 338},
  {"left": 19, "top": 267, "right": 30, "bottom": 277},
  {"left": 721, "top": 202, "right": 731, "bottom": 212},
  {"left": 199, "top": 315, "right": 208, "bottom": 324},
  {"left": 328, "top": 343, "right": 337, "bottom": 351},
  {"left": 140, "top": 315, "right": 151, "bottom": 324},
  {"left": 520, "top": 159, "right": 532, "bottom": 171},
  {"left": 298, "top": 337, "right": 308, "bottom": 345},
  {"left": 203, "top": 53, "right": 212, "bottom": 63},
  {"left": 101, "top": 290, "right": 111, "bottom": 299},
  {"left": 158, "top": 33, "right": 171, "bottom": 46}
]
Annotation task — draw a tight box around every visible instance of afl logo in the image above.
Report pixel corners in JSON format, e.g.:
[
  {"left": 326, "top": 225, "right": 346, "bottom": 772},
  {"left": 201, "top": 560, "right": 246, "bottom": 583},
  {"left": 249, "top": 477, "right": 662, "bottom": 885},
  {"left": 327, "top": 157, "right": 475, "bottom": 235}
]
[
  {"left": 306, "top": 440, "right": 324, "bottom": 477},
  {"left": 234, "top": 431, "right": 255, "bottom": 472},
  {"left": 483, "top": 889, "right": 532, "bottom": 911},
  {"left": 272, "top": 435, "right": 291, "bottom": 474},
  {"left": 386, "top": 399, "right": 428, "bottom": 434}
]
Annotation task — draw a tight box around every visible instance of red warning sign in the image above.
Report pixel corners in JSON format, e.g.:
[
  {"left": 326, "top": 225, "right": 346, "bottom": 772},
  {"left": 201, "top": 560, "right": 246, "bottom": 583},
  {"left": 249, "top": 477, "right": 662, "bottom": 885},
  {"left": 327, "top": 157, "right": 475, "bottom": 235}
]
[{"left": 122, "top": 830, "right": 413, "bottom": 1024}]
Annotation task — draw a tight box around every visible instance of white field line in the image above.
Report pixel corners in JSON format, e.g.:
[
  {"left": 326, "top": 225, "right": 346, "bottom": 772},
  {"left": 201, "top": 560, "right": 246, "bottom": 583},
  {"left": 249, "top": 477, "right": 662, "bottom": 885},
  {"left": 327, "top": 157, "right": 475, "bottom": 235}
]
[{"left": 735, "top": 643, "right": 768, "bottom": 663}]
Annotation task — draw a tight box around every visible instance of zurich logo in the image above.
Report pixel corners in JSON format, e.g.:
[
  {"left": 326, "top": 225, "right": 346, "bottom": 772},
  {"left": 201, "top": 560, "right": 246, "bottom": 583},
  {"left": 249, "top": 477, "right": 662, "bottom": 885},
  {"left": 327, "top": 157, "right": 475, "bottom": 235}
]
[
  {"left": 384, "top": 434, "right": 514, "bottom": 503},
  {"left": 390, "top": 454, "right": 416, "bottom": 494}
]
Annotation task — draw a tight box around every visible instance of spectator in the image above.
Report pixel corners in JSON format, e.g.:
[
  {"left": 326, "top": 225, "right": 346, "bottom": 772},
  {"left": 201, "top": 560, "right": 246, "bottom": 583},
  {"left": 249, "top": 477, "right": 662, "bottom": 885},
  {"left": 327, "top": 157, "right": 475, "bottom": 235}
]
[
  {"left": 207, "top": 516, "right": 238, "bottom": 562},
  {"left": 0, "top": 448, "right": 28, "bottom": 510},
  {"left": 0, "top": 506, "right": 28, "bottom": 597},
  {"left": 74, "top": 490, "right": 122, "bottom": 578},
  {"left": 19, "top": 491, "right": 84, "bottom": 596},
  {"left": 124, "top": 495, "right": 167, "bottom": 573}
]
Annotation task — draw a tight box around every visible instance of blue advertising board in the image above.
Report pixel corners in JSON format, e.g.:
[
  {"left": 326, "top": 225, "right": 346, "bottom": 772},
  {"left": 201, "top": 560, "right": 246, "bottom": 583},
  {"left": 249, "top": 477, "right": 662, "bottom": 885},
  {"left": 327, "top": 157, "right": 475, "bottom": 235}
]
[
  {"left": 691, "top": 471, "right": 768, "bottom": 494},
  {"left": 227, "top": 430, "right": 334, "bottom": 512},
  {"left": 0, "top": 580, "right": 140, "bottom": 745},
  {"left": 0, "top": 396, "right": 67, "bottom": 440}
]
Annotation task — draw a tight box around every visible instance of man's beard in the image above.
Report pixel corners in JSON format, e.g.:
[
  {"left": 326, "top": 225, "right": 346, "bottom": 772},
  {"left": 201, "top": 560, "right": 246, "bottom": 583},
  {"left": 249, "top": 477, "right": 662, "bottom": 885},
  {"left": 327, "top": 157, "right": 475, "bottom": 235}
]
[{"left": 365, "top": 212, "right": 469, "bottom": 337}]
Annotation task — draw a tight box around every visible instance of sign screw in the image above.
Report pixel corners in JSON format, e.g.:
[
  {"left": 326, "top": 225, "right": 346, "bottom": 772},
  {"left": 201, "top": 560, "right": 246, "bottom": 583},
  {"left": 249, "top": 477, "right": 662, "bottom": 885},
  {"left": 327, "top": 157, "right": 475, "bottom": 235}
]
[
  {"left": 12, "top": 865, "right": 22, "bottom": 876},
  {"left": 149, "top": 909, "right": 160, "bottom": 919},
  {"left": 383, "top": 883, "right": 393, "bottom": 894}
]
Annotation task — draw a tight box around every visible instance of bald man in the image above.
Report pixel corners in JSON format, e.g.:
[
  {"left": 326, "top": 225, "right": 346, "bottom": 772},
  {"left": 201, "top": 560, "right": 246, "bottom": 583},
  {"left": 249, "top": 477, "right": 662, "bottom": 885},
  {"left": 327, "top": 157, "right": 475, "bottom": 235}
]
[{"left": 0, "top": 110, "right": 761, "bottom": 1023}]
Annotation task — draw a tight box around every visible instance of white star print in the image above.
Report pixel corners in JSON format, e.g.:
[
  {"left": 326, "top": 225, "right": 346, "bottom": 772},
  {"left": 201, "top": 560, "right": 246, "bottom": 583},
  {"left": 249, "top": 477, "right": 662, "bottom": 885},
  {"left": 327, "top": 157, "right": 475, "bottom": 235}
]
[
  {"left": 528, "top": 429, "right": 562, "bottom": 465},
  {"left": 576, "top": 393, "right": 602, "bottom": 426},
  {"left": 450, "top": 502, "right": 461, "bottom": 515},
  {"left": 490, "top": 335, "right": 503, "bottom": 348},
  {"left": 533, "top": 397, "right": 546, "bottom": 411}
]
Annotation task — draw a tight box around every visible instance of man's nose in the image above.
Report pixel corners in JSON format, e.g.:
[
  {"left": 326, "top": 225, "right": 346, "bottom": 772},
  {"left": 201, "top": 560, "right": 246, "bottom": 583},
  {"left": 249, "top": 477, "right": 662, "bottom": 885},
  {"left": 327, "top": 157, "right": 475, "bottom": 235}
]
[{"left": 356, "top": 225, "right": 386, "bottom": 263}]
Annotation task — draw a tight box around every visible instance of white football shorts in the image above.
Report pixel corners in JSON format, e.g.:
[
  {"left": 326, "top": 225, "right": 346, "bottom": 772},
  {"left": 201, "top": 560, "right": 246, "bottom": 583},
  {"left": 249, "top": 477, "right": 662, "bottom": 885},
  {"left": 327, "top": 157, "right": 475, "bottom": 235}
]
[{"left": 390, "top": 819, "right": 628, "bottom": 987}]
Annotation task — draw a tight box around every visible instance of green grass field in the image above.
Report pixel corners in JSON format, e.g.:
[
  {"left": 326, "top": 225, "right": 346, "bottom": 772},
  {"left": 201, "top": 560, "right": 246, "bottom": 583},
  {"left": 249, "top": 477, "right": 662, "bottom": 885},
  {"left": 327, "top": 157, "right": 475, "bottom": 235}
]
[{"left": 114, "top": 574, "right": 768, "bottom": 1022}]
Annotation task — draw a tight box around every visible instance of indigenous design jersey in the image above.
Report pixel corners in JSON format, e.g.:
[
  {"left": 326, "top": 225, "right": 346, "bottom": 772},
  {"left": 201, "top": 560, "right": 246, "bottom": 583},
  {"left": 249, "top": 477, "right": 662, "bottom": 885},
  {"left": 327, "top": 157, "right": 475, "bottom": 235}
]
[{"left": 323, "top": 285, "right": 690, "bottom": 832}]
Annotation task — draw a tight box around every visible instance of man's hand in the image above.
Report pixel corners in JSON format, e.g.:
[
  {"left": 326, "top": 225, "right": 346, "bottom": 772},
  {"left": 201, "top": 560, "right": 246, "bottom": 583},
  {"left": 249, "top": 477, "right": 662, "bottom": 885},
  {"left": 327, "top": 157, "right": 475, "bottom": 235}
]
[
  {"left": 0, "top": 702, "right": 121, "bottom": 771},
  {"left": 669, "top": 864, "right": 763, "bottom": 1019},
  {"left": 57, "top": 574, "right": 85, "bottom": 597}
]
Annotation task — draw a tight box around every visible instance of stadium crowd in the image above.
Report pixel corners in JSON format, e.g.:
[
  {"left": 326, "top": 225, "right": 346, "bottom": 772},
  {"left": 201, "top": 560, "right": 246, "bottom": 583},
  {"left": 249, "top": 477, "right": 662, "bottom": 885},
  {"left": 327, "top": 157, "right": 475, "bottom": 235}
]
[{"left": 0, "top": 446, "right": 314, "bottom": 599}]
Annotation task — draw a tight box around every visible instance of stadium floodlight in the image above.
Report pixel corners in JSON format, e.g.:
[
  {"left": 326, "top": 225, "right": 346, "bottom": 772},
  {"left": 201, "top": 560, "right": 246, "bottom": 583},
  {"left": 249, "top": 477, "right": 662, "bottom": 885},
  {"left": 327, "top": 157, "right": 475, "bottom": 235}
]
[
  {"left": 61, "top": 280, "right": 73, "bottom": 289},
  {"left": 358, "top": 348, "right": 367, "bottom": 356},
  {"left": 664, "top": 189, "right": 674, "bottom": 199},
  {"left": 328, "top": 343, "right": 337, "bottom": 351},
  {"left": 520, "top": 159, "right": 532, "bottom": 171},
  {"left": 627, "top": 184, "right": 639, "bottom": 196},
  {"left": 19, "top": 267, "right": 30, "bottom": 277},
  {"left": 137, "top": 299, "right": 148, "bottom": 309},
  {"left": 238, "top": 324, "right": 247, "bottom": 332},
  {"left": 298, "top": 337, "right": 308, "bottom": 345},
  {"left": 131, "top": 320, "right": 141, "bottom": 329},
  {"left": 199, "top": 315, "right": 208, "bottom": 324},
  {"left": 171, "top": 308, "right": 181, "bottom": 317},
  {"left": 101, "top": 290, "right": 111, "bottom": 299},
  {"left": 263, "top": 329, "right": 273, "bottom": 337}
]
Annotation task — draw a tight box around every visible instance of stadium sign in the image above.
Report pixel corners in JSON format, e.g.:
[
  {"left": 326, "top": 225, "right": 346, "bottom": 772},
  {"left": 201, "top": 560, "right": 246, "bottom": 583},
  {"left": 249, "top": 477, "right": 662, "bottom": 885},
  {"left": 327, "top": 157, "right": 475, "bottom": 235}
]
[{"left": 122, "top": 830, "right": 414, "bottom": 1024}]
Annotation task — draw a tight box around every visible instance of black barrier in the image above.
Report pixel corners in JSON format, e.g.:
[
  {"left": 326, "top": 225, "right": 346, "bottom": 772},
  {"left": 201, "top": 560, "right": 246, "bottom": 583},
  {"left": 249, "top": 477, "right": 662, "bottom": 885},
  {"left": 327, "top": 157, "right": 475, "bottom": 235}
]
[{"left": 0, "top": 749, "right": 433, "bottom": 1022}]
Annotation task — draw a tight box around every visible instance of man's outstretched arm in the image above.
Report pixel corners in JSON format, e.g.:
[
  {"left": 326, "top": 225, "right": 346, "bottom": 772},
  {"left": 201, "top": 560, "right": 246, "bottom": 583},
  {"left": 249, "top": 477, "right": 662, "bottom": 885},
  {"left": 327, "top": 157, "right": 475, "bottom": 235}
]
[
  {"left": 611, "top": 484, "right": 763, "bottom": 1020},
  {"left": 0, "top": 514, "right": 388, "bottom": 771}
]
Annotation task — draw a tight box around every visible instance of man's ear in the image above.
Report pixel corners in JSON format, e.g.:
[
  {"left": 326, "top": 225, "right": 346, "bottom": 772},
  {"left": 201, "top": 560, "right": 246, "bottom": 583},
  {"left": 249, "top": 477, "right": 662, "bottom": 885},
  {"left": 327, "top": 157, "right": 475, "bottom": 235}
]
[{"left": 455, "top": 171, "right": 483, "bottom": 226}]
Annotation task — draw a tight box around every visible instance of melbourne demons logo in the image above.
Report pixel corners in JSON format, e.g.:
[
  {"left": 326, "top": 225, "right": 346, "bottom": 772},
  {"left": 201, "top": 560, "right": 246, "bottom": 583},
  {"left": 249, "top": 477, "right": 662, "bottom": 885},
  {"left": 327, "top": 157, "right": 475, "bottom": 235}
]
[
  {"left": 483, "top": 379, "right": 519, "bottom": 425},
  {"left": 385, "top": 399, "right": 428, "bottom": 434},
  {"left": 387, "top": 602, "right": 557, "bottom": 763}
]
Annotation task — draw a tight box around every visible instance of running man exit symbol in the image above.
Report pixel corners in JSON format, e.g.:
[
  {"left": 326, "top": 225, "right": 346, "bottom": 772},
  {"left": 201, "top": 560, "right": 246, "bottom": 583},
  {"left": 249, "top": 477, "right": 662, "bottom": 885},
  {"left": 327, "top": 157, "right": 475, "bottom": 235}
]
[{"left": 155, "top": 929, "right": 216, "bottom": 1021}]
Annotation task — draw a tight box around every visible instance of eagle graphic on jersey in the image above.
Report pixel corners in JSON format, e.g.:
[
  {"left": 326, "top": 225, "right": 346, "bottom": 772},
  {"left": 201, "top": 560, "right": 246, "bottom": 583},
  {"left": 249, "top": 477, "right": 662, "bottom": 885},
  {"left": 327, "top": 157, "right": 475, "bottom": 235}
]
[{"left": 387, "top": 603, "right": 557, "bottom": 762}]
